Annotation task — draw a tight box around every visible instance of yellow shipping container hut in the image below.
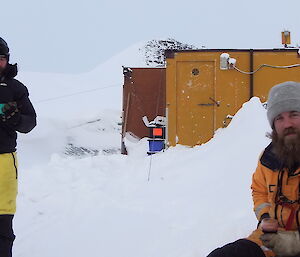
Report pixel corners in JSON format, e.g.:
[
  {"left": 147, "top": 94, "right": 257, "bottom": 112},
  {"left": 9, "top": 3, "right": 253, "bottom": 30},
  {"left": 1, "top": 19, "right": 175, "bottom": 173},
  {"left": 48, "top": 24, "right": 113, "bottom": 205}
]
[{"left": 166, "top": 49, "right": 300, "bottom": 147}]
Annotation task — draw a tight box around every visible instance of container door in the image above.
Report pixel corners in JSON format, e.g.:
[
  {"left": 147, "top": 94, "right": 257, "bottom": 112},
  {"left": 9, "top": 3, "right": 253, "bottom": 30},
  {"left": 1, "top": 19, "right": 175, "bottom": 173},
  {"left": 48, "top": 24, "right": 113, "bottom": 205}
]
[{"left": 176, "top": 61, "right": 215, "bottom": 146}]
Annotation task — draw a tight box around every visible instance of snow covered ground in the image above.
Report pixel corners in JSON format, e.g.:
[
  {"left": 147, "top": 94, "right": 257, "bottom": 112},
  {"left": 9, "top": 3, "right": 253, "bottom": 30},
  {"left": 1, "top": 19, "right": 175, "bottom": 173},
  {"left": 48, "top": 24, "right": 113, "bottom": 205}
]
[{"left": 13, "top": 42, "right": 271, "bottom": 257}]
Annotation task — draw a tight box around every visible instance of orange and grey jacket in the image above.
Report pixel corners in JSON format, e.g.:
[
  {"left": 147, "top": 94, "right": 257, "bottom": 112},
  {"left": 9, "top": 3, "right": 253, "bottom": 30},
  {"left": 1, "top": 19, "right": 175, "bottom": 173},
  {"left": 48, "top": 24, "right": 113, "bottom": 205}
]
[
  {"left": 247, "top": 143, "right": 300, "bottom": 256},
  {"left": 251, "top": 143, "right": 300, "bottom": 229}
]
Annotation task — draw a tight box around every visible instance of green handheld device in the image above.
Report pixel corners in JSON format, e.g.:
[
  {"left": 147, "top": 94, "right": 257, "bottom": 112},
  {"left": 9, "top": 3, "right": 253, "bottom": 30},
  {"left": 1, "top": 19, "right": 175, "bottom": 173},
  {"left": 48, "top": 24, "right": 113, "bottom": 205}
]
[{"left": 0, "top": 104, "right": 5, "bottom": 115}]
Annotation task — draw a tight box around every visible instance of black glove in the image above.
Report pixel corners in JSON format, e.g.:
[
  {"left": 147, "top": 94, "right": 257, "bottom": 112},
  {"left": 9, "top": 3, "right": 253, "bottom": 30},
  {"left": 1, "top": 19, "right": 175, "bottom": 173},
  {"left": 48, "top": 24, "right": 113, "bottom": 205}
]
[
  {"left": 0, "top": 102, "right": 20, "bottom": 126},
  {"left": 260, "top": 231, "right": 300, "bottom": 256}
]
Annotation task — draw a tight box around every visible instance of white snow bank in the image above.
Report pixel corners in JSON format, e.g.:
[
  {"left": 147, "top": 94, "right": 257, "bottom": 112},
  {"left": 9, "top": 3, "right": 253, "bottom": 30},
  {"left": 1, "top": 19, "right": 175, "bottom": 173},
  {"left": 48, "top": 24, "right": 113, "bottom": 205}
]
[{"left": 14, "top": 97, "right": 271, "bottom": 257}]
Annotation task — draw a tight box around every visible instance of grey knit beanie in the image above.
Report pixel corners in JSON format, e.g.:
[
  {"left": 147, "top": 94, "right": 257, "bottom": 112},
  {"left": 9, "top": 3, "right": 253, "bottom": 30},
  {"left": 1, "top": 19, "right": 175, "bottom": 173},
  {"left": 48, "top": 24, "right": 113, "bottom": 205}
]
[{"left": 267, "top": 81, "right": 300, "bottom": 127}]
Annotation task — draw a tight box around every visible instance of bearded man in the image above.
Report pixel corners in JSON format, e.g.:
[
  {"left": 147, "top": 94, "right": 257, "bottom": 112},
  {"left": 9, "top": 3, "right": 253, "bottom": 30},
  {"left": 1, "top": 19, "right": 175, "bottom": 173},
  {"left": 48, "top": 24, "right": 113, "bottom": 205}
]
[{"left": 207, "top": 81, "right": 300, "bottom": 257}]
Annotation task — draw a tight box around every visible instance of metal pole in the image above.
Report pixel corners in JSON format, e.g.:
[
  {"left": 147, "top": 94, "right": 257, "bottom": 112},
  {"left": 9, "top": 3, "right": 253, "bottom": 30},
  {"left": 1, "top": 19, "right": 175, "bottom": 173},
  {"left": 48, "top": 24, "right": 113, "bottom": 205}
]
[{"left": 147, "top": 154, "right": 153, "bottom": 181}]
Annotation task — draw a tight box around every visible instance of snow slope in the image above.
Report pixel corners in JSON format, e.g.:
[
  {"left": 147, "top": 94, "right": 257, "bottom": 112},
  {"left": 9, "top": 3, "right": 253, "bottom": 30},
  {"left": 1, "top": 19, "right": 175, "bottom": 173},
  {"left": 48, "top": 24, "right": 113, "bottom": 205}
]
[
  {"left": 13, "top": 42, "right": 271, "bottom": 257},
  {"left": 17, "top": 41, "right": 149, "bottom": 120}
]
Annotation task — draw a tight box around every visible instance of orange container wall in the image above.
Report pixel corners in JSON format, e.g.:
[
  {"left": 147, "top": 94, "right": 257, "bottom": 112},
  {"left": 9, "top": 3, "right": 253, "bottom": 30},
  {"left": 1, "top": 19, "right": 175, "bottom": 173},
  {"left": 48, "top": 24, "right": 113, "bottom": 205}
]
[
  {"left": 166, "top": 50, "right": 251, "bottom": 147},
  {"left": 216, "top": 51, "right": 250, "bottom": 129},
  {"left": 167, "top": 52, "right": 219, "bottom": 146},
  {"left": 253, "top": 51, "right": 300, "bottom": 103},
  {"left": 166, "top": 49, "right": 300, "bottom": 147}
]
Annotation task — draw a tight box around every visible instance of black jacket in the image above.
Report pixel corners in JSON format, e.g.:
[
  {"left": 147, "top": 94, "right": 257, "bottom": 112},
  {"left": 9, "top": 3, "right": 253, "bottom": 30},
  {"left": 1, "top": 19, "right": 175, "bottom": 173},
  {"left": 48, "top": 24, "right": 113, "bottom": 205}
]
[{"left": 0, "top": 64, "right": 36, "bottom": 153}]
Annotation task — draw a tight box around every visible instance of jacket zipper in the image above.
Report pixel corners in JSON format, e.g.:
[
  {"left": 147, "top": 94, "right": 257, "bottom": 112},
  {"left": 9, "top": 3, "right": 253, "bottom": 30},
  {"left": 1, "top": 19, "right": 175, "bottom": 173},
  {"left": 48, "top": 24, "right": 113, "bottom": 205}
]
[{"left": 11, "top": 153, "right": 17, "bottom": 179}]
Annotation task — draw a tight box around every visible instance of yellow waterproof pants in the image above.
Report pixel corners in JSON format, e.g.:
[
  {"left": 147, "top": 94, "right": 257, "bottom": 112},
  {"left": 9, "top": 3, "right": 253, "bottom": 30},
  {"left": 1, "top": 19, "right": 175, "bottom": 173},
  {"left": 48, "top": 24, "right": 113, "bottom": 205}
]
[{"left": 0, "top": 153, "right": 17, "bottom": 215}]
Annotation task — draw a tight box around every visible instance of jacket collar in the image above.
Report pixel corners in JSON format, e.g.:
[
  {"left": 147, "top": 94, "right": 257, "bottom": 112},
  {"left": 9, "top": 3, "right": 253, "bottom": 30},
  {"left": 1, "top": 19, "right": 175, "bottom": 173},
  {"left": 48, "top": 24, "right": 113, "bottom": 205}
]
[
  {"left": 261, "top": 143, "right": 300, "bottom": 176},
  {"left": 0, "top": 63, "right": 18, "bottom": 81},
  {"left": 260, "top": 143, "right": 282, "bottom": 171}
]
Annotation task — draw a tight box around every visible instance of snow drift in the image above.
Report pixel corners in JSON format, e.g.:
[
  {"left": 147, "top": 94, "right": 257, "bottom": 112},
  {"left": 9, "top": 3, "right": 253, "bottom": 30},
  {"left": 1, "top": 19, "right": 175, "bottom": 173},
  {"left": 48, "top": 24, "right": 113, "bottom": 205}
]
[{"left": 13, "top": 42, "right": 272, "bottom": 257}]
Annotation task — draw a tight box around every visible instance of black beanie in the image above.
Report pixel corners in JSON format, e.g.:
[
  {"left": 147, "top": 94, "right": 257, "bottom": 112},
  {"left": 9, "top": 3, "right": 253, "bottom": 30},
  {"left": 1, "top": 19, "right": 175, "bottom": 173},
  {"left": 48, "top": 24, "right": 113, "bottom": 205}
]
[{"left": 0, "top": 37, "right": 9, "bottom": 60}]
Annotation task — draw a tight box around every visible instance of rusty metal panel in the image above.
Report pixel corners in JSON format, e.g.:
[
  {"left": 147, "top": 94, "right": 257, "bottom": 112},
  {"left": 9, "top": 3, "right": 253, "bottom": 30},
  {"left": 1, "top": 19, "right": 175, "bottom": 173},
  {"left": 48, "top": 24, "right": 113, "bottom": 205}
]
[{"left": 121, "top": 68, "right": 166, "bottom": 154}]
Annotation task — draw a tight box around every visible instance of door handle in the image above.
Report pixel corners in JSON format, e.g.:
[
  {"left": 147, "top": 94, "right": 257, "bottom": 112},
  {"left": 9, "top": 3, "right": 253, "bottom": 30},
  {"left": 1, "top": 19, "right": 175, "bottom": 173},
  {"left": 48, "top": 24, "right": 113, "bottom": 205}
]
[
  {"left": 197, "top": 97, "right": 220, "bottom": 107},
  {"left": 197, "top": 103, "right": 214, "bottom": 106}
]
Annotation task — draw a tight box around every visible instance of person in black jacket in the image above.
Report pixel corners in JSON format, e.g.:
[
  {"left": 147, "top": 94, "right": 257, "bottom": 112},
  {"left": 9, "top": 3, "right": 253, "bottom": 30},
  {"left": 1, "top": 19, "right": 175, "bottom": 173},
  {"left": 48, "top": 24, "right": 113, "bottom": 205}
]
[{"left": 0, "top": 37, "right": 36, "bottom": 257}]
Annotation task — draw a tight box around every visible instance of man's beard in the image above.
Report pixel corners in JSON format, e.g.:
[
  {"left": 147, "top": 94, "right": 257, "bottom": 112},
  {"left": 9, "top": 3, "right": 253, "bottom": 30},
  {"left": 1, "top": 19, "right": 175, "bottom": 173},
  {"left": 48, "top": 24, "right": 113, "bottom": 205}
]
[{"left": 271, "top": 128, "right": 300, "bottom": 171}]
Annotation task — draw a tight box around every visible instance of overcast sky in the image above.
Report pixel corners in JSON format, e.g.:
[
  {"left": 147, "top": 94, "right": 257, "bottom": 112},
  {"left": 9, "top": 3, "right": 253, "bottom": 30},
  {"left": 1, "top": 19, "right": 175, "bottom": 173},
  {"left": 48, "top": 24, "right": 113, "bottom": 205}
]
[{"left": 2, "top": 0, "right": 300, "bottom": 73}]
